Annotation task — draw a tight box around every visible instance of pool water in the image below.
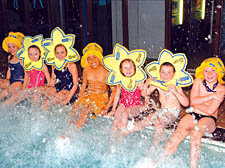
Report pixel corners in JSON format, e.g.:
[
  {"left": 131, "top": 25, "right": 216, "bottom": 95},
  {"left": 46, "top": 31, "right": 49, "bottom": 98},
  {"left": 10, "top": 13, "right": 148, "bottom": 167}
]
[{"left": 0, "top": 102, "right": 224, "bottom": 168}]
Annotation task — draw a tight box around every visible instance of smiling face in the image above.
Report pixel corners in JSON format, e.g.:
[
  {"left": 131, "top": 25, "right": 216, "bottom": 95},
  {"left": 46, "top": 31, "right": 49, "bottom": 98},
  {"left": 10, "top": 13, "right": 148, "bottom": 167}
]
[
  {"left": 87, "top": 55, "right": 100, "bottom": 69},
  {"left": 203, "top": 67, "right": 218, "bottom": 83},
  {"left": 55, "top": 45, "right": 67, "bottom": 61},
  {"left": 8, "top": 43, "right": 19, "bottom": 56},
  {"left": 28, "top": 47, "right": 41, "bottom": 62},
  {"left": 120, "top": 59, "right": 136, "bottom": 77},
  {"left": 159, "top": 64, "right": 175, "bottom": 82}
]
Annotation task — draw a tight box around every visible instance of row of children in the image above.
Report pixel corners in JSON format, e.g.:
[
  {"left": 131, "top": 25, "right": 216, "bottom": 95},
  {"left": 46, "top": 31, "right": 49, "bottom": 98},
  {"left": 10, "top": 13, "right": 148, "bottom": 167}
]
[{"left": 1, "top": 30, "right": 225, "bottom": 168}]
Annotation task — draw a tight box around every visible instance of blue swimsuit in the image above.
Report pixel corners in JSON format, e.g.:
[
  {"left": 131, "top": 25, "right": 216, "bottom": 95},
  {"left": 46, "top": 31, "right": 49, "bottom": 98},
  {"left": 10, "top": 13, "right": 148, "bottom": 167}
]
[
  {"left": 54, "top": 67, "right": 73, "bottom": 92},
  {"left": 9, "top": 62, "right": 25, "bottom": 84}
]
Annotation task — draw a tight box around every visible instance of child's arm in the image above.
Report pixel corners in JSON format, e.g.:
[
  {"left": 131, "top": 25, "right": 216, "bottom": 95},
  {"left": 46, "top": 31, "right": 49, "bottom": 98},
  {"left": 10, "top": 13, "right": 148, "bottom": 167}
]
[
  {"left": 42, "top": 64, "right": 51, "bottom": 86},
  {"left": 6, "top": 67, "right": 10, "bottom": 80},
  {"left": 23, "top": 71, "right": 29, "bottom": 88},
  {"left": 190, "top": 79, "right": 217, "bottom": 105},
  {"left": 67, "top": 63, "right": 79, "bottom": 101},
  {"left": 79, "top": 68, "right": 87, "bottom": 96},
  {"left": 144, "top": 78, "right": 156, "bottom": 105},
  {"left": 193, "top": 87, "right": 225, "bottom": 115},
  {"left": 102, "top": 85, "right": 116, "bottom": 114},
  {"left": 108, "top": 85, "right": 121, "bottom": 117},
  {"left": 49, "top": 66, "right": 56, "bottom": 86},
  {"left": 169, "top": 85, "right": 189, "bottom": 107}
]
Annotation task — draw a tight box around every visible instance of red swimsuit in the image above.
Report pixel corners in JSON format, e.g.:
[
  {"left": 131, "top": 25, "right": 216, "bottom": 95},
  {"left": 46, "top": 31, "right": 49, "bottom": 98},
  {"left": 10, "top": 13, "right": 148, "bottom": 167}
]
[{"left": 119, "top": 86, "right": 142, "bottom": 109}]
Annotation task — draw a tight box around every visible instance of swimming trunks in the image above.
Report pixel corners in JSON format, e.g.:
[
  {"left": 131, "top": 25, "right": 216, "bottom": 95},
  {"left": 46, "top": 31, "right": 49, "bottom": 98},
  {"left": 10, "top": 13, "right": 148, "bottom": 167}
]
[
  {"left": 75, "top": 91, "right": 108, "bottom": 118},
  {"left": 28, "top": 69, "right": 45, "bottom": 88},
  {"left": 54, "top": 67, "right": 73, "bottom": 92},
  {"left": 9, "top": 61, "right": 24, "bottom": 84},
  {"left": 119, "top": 86, "right": 142, "bottom": 109},
  {"left": 189, "top": 112, "right": 217, "bottom": 124}
]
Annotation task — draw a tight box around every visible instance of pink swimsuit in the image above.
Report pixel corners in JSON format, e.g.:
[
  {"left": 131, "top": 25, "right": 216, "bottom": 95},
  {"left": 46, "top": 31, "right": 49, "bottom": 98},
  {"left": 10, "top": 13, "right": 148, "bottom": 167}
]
[
  {"left": 28, "top": 69, "right": 45, "bottom": 88},
  {"left": 119, "top": 86, "right": 142, "bottom": 109}
]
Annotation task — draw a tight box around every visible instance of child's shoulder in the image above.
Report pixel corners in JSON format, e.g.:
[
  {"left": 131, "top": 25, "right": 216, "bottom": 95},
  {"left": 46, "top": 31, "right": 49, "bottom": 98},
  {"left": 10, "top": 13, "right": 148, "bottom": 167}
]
[{"left": 194, "top": 78, "right": 203, "bottom": 83}]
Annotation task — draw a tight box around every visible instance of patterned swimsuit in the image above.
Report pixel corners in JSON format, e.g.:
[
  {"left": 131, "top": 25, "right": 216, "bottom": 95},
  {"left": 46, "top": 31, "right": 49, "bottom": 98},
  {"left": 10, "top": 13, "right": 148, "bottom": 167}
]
[
  {"left": 9, "top": 61, "right": 24, "bottom": 84},
  {"left": 119, "top": 86, "right": 142, "bottom": 109},
  {"left": 54, "top": 67, "right": 73, "bottom": 92}
]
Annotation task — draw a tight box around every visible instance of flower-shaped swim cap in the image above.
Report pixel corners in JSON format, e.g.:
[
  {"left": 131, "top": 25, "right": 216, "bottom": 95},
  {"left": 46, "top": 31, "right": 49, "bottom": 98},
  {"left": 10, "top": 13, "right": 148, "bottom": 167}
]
[
  {"left": 195, "top": 57, "right": 225, "bottom": 84},
  {"left": 103, "top": 43, "right": 147, "bottom": 91},
  {"left": 145, "top": 49, "right": 193, "bottom": 90},
  {"left": 81, "top": 43, "right": 103, "bottom": 68},
  {"left": 16, "top": 35, "right": 46, "bottom": 71},
  {"left": 42, "top": 27, "right": 80, "bottom": 70},
  {"left": 2, "top": 32, "right": 24, "bottom": 52}
]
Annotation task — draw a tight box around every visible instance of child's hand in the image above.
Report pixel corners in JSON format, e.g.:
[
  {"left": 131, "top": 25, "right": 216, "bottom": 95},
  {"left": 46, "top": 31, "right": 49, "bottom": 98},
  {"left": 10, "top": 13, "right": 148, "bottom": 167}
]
[
  {"left": 108, "top": 110, "right": 115, "bottom": 118},
  {"left": 145, "top": 77, "right": 153, "bottom": 84},
  {"left": 214, "top": 91, "right": 225, "bottom": 102},
  {"left": 168, "top": 85, "right": 177, "bottom": 93},
  {"left": 100, "top": 109, "right": 108, "bottom": 116}
]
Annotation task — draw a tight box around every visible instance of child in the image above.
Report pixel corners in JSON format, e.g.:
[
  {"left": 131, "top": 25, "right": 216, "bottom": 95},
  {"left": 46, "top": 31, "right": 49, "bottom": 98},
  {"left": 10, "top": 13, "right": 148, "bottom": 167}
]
[
  {"left": 0, "top": 32, "right": 25, "bottom": 101},
  {"left": 109, "top": 58, "right": 145, "bottom": 137},
  {"left": 128, "top": 62, "right": 189, "bottom": 145},
  {"left": 163, "top": 57, "right": 225, "bottom": 168},
  {"left": 0, "top": 45, "right": 50, "bottom": 106},
  {"left": 44, "top": 44, "right": 78, "bottom": 107},
  {"left": 72, "top": 43, "right": 116, "bottom": 128}
]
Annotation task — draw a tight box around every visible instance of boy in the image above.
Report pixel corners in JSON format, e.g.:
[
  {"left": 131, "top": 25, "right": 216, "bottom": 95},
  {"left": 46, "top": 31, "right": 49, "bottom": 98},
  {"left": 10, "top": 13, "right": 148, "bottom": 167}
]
[
  {"left": 127, "top": 62, "right": 189, "bottom": 146},
  {"left": 71, "top": 43, "right": 116, "bottom": 128},
  {"left": 164, "top": 57, "right": 225, "bottom": 168}
]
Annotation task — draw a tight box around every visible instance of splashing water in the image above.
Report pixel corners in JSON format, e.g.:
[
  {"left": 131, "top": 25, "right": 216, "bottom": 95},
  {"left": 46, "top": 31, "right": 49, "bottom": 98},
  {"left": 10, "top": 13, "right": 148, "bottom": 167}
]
[{"left": 0, "top": 101, "right": 224, "bottom": 168}]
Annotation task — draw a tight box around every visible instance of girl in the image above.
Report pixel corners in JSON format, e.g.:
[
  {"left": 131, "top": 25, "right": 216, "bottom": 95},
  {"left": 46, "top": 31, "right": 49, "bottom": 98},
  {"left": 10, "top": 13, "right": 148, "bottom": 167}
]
[
  {"left": 1, "top": 45, "right": 50, "bottom": 106},
  {"left": 109, "top": 59, "right": 145, "bottom": 137},
  {"left": 44, "top": 44, "right": 78, "bottom": 107},
  {"left": 0, "top": 32, "right": 25, "bottom": 101}
]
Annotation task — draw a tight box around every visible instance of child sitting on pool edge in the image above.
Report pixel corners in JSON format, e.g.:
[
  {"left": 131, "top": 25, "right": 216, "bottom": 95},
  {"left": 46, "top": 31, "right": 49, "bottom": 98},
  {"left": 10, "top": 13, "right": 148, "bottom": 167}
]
[
  {"left": 163, "top": 57, "right": 225, "bottom": 168},
  {"left": 0, "top": 32, "right": 25, "bottom": 101},
  {"left": 0, "top": 45, "right": 51, "bottom": 107},
  {"left": 108, "top": 58, "right": 146, "bottom": 138},
  {"left": 126, "top": 62, "right": 189, "bottom": 146},
  {"left": 71, "top": 43, "right": 116, "bottom": 128}
]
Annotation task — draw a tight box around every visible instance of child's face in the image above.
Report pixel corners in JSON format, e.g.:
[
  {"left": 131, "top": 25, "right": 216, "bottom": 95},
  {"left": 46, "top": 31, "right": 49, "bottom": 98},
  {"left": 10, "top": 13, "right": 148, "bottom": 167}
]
[
  {"left": 160, "top": 65, "right": 175, "bottom": 82},
  {"left": 121, "top": 61, "right": 135, "bottom": 77},
  {"left": 87, "top": 55, "right": 100, "bottom": 68},
  {"left": 55, "top": 46, "right": 67, "bottom": 61},
  {"left": 203, "top": 67, "right": 218, "bottom": 83},
  {"left": 28, "top": 48, "right": 40, "bottom": 62},
  {"left": 8, "top": 43, "right": 19, "bottom": 55}
]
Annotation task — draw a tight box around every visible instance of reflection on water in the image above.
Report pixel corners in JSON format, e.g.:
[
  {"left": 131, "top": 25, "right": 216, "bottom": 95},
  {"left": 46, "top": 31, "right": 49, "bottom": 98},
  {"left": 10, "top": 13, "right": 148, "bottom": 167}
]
[{"left": 0, "top": 101, "right": 224, "bottom": 168}]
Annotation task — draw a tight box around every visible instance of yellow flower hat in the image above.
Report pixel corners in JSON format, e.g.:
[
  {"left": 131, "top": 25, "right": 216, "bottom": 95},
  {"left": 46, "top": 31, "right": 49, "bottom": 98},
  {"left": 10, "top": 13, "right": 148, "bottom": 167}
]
[
  {"left": 145, "top": 49, "right": 193, "bottom": 90},
  {"left": 103, "top": 43, "right": 147, "bottom": 91},
  {"left": 195, "top": 57, "right": 225, "bottom": 84},
  {"left": 42, "top": 27, "right": 80, "bottom": 70},
  {"left": 16, "top": 35, "right": 46, "bottom": 71},
  {"left": 2, "top": 32, "right": 24, "bottom": 53},
  {"left": 81, "top": 43, "right": 103, "bottom": 68}
]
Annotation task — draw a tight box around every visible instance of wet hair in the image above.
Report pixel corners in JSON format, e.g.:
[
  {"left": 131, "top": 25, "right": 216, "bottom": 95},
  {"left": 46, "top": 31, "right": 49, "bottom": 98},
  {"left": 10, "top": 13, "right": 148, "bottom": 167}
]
[
  {"left": 160, "top": 62, "right": 176, "bottom": 73},
  {"left": 54, "top": 44, "right": 67, "bottom": 54},
  {"left": 120, "top": 59, "right": 136, "bottom": 77},
  {"left": 28, "top": 45, "right": 41, "bottom": 61}
]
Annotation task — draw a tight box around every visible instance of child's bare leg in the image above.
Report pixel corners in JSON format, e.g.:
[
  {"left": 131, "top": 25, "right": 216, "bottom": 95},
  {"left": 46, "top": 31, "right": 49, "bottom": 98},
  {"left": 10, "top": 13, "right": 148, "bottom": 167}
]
[
  {"left": 164, "top": 114, "right": 194, "bottom": 156},
  {"left": 111, "top": 105, "right": 125, "bottom": 138},
  {"left": 189, "top": 118, "right": 216, "bottom": 168},
  {"left": 0, "top": 79, "right": 9, "bottom": 89},
  {"left": 0, "top": 89, "right": 9, "bottom": 101},
  {"left": 152, "top": 119, "right": 165, "bottom": 146},
  {"left": 42, "top": 87, "right": 56, "bottom": 110},
  {"left": 0, "top": 90, "right": 27, "bottom": 106},
  {"left": 75, "top": 108, "right": 91, "bottom": 128}
]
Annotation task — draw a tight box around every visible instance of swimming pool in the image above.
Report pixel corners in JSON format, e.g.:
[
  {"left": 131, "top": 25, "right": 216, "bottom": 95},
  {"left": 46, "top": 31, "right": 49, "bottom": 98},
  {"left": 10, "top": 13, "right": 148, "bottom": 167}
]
[{"left": 0, "top": 102, "right": 224, "bottom": 168}]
